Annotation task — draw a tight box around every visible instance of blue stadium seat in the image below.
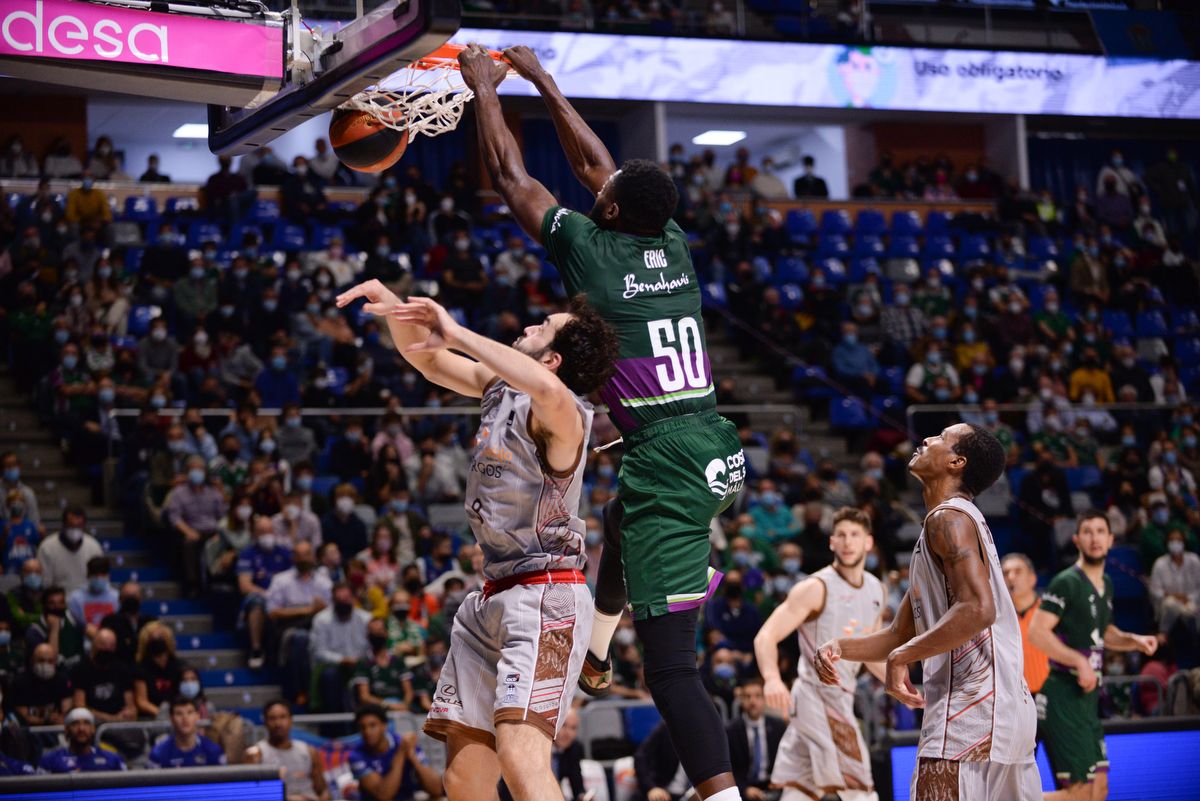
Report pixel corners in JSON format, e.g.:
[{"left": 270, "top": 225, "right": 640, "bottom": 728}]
[
  {"left": 775, "top": 256, "right": 808, "bottom": 285},
  {"left": 165, "top": 196, "right": 200, "bottom": 216},
  {"left": 849, "top": 257, "right": 881, "bottom": 282},
  {"left": 123, "top": 196, "right": 159, "bottom": 223},
  {"left": 872, "top": 395, "right": 903, "bottom": 420},
  {"left": 124, "top": 247, "right": 143, "bottom": 274},
  {"left": 820, "top": 209, "right": 852, "bottom": 236},
  {"left": 959, "top": 235, "right": 991, "bottom": 264},
  {"left": 855, "top": 209, "right": 887, "bottom": 237},
  {"left": 311, "top": 475, "right": 339, "bottom": 498},
  {"left": 247, "top": 198, "right": 281, "bottom": 224},
  {"left": 891, "top": 210, "right": 922, "bottom": 237},
  {"left": 1066, "top": 466, "right": 1102, "bottom": 492},
  {"left": 187, "top": 222, "right": 224, "bottom": 249},
  {"left": 702, "top": 281, "right": 727, "bottom": 308},
  {"left": 1177, "top": 337, "right": 1200, "bottom": 365},
  {"left": 1172, "top": 307, "right": 1200, "bottom": 335},
  {"left": 853, "top": 234, "right": 885, "bottom": 259},
  {"left": 1135, "top": 310, "right": 1169, "bottom": 338},
  {"left": 272, "top": 222, "right": 307, "bottom": 251},
  {"left": 1180, "top": 366, "right": 1200, "bottom": 392},
  {"left": 229, "top": 224, "right": 264, "bottom": 249},
  {"left": 1106, "top": 547, "right": 1145, "bottom": 600},
  {"left": 773, "top": 15, "right": 804, "bottom": 37},
  {"left": 311, "top": 225, "right": 346, "bottom": 249},
  {"left": 819, "top": 257, "right": 848, "bottom": 283},
  {"left": 623, "top": 706, "right": 662, "bottom": 746},
  {"left": 830, "top": 397, "right": 871, "bottom": 429},
  {"left": 5, "top": 192, "right": 22, "bottom": 210},
  {"left": 128, "top": 305, "right": 155, "bottom": 337},
  {"left": 925, "top": 211, "right": 952, "bottom": 234},
  {"left": 1101, "top": 310, "right": 1133, "bottom": 339},
  {"left": 923, "top": 236, "right": 955, "bottom": 261},
  {"left": 793, "top": 365, "right": 834, "bottom": 400},
  {"left": 1007, "top": 467, "right": 1029, "bottom": 497},
  {"left": 1027, "top": 236, "right": 1059, "bottom": 262},
  {"left": 887, "top": 236, "right": 920, "bottom": 260},
  {"left": 785, "top": 209, "right": 817, "bottom": 244},
  {"left": 327, "top": 200, "right": 358, "bottom": 216},
  {"left": 145, "top": 223, "right": 178, "bottom": 246},
  {"left": 881, "top": 366, "right": 905, "bottom": 395},
  {"left": 816, "top": 234, "right": 849, "bottom": 260},
  {"left": 778, "top": 283, "right": 803, "bottom": 310}
]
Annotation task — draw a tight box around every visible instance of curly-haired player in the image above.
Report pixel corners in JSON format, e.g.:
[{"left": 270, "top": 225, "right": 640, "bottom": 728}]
[
  {"left": 816, "top": 424, "right": 1040, "bottom": 800},
  {"left": 458, "top": 43, "right": 748, "bottom": 801},
  {"left": 336, "top": 279, "right": 617, "bottom": 801}
]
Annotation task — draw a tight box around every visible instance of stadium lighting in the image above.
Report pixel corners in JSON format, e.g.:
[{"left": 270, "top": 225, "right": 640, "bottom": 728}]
[
  {"left": 692, "top": 130, "right": 746, "bottom": 146},
  {"left": 173, "top": 123, "right": 210, "bottom": 139}
]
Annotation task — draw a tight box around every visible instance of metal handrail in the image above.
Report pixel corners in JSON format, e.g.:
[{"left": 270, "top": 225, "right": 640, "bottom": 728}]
[{"left": 1099, "top": 674, "right": 1166, "bottom": 718}]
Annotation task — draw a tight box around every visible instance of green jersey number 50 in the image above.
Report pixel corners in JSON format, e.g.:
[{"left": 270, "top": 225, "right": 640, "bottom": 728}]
[{"left": 648, "top": 318, "right": 708, "bottom": 393}]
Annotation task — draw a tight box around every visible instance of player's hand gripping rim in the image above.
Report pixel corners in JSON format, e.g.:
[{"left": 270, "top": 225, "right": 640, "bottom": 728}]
[{"left": 458, "top": 43, "right": 508, "bottom": 93}]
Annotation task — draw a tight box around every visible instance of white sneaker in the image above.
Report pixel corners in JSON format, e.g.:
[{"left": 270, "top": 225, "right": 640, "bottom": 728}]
[{"left": 248, "top": 651, "right": 264, "bottom": 670}]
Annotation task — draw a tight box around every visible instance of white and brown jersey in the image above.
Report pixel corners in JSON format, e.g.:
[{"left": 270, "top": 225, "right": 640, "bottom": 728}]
[
  {"left": 908, "top": 497, "right": 1036, "bottom": 765},
  {"left": 465, "top": 380, "right": 593, "bottom": 581}
]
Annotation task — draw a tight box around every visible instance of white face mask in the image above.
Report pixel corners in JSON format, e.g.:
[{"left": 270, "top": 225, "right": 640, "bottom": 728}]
[
  {"left": 283, "top": 504, "right": 300, "bottom": 521},
  {"left": 336, "top": 496, "right": 356, "bottom": 514},
  {"left": 236, "top": 505, "right": 253, "bottom": 521},
  {"left": 1168, "top": 540, "right": 1185, "bottom": 556},
  {"left": 258, "top": 534, "right": 276, "bottom": 551},
  {"left": 64, "top": 527, "right": 84, "bottom": 544}
]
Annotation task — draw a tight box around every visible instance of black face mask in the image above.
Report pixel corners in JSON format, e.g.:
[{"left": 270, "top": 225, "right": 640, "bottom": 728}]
[
  {"left": 404, "top": 579, "right": 423, "bottom": 595},
  {"left": 94, "top": 649, "right": 114, "bottom": 667},
  {"left": 368, "top": 634, "right": 389, "bottom": 652},
  {"left": 334, "top": 601, "right": 353, "bottom": 619},
  {"left": 725, "top": 584, "right": 744, "bottom": 600},
  {"left": 120, "top": 596, "right": 140, "bottom": 616},
  {"left": 147, "top": 639, "right": 169, "bottom": 657},
  {"left": 392, "top": 607, "right": 410, "bottom": 621}
]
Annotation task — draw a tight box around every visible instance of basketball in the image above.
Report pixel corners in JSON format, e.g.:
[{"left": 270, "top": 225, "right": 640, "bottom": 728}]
[{"left": 328, "top": 107, "right": 408, "bottom": 173}]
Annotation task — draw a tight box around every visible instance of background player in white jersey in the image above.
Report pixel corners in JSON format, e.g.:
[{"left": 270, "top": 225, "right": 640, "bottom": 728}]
[
  {"left": 815, "top": 423, "right": 1039, "bottom": 800},
  {"left": 336, "top": 279, "right": 618, "bottom": 801},
  {"left": 754, "top": 506, "right": 886, "bottom": 801}
]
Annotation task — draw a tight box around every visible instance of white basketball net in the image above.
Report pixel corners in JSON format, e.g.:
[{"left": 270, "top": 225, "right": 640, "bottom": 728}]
[{"left": 341, "top": 50, "right": 504, "bottom": 140}]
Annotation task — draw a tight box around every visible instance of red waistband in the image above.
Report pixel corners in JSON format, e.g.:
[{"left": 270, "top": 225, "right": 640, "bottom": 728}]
[{"left": 482, "top": 568, "right": 586, "bottom": 599}]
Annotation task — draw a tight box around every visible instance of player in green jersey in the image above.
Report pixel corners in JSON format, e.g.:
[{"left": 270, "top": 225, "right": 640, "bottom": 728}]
[
  {"left": 458, "top": 44, "right": 747, "bottom": 801},
  {"left": 1028, "top": 510, "right": 1157, "bottom": 801}
]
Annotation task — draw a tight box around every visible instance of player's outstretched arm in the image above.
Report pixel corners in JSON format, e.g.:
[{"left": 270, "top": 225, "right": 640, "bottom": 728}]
[
  {"left": 393, "top": 298, "right": 583, "bottom": 471},
  {"left": 336, "top": 280, "right": 494, "bottom": 398},
  {"left": 888, "top": 509, "right": 995, "bottom": 668},
  {"left": 1103, "top": 624, "right": 1158, "bottom": 656},
  {"left": 459, "top": 44, "right": 558, "bottom": 243},
  {"left": 754, "top": 577, "right": 826, "bottom": 717},
  {"left": 505, "top": 46, "right": 617, "bottom": 197}
]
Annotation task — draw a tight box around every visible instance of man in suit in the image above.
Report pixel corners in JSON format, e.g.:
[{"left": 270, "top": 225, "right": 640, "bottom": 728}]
[
  {"left": 635, "top": 720, "right": 688, "bottom": 801},
  {"left": 792, "top": 156, "right": 829, "bottom": 199},
  {"left": 726, "top": 676, "right": 786, "bottom": 801}
]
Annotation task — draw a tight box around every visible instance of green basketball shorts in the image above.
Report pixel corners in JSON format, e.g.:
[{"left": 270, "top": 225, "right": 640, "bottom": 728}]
[
  {"left": 617, "top": 411, "right": 745, "bottom": 620},
  {"left": 1037, "top": 671, "right": 1108, "bottom": 788}
]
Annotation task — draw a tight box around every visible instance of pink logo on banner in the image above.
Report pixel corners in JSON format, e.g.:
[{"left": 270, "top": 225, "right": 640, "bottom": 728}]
[{"left": 0, "top": 0, "right": 283, "bottom": 78}]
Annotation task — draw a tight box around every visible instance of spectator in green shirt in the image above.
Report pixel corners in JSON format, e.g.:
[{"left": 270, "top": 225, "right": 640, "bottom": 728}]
[
  {"left": 1140, "top": 505, "right": 1197, "bottom": 567},
  {"left": 384, "top": 589, "right": 426, "bottom": 659},
  {"left": 173, "top": 256, "right": 219, "bottom": 332},
  {"left": 1034, "top": 287, "right": 1074, "bottom": 344},
  {"left": 353, "top": 618, "right": 413, "bottom": 712},
  {"left": 1070, "top": 418, "right": 1103, "bottom": 469}
]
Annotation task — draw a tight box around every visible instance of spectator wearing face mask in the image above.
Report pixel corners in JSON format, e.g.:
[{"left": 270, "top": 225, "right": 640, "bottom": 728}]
[
  {"left": 164, "top": 456, "right": 228, "bottom": 599},
  {"left": 331, "top": 420, "right": 372, "bottom": 483},
  {"left": 310, "top": 581, "right": 371, "bottom": 713},
  {"left": 137, "top": 319, "right": 180, "bottom": 384},
  {"left": 1139, "top": 503, "right": 1193, "bottom": 567},
  {"left": 66, "top": 556, "right": 118, "bottom": 640},
  {"left": 272, "top": 491, "right": 323, "bottom": 551},
  {"left": 439, "top": 231, "right": 488, "bottom": 311},
  {"left": 2, "top": 490, "right": 41, "bottom": 575},
  {"left": 281, "top": 156, "right": 328, "bottom": 223},
  {"left": 174, "top": 255, "right": 218, "bottom": 332},
  {"left": 37, "top": 507, "right": 102, "bottom": 595},
  {"left": 322, "top": 484, "right": 369, "bottom": 561},
  {"left": 25, "top": 586, "right": 84, "bottom": 662},
  {"left": 99, "top": 582, "right": 154, "bottom": 664},
  {"left": 427, "top": 193, "right": 472, "bottom": 244},
  {"left": 0, "top": 452, "right": 40, "bottom": 529},
  {"left": 879, "top": 285, "right": 926, "bottom": 364},
  {"left": 904, "top": 344, "right": 959, "bottom": 404},
  {"left": 64, "top": 171, "right": 113, "bottom": 230},
  {"left": 12, "top": 643, "right": 71, "bottom": 727},
  {"left": 1067, "top": 347, "right": 1115, "bottom": 404},
  {"left": 1096, "top": 149, "right": 1144, "bottom": 198},
  {"left": 133, "top": 622, "right": 184, "bottom": 718},
  {"left": 275, "top": 403, "right": 316, "bottom": 466},
  {"left": 748, "top": 481, "right": 797, "bottom": 544},
  {"left": 238, "top": 515, "right": 293, "bottom": 669},
  {"left": 266, "top": 541, "right": 332, "bottom": 702},
  {"left": 704, "top": 569, "right": 761, "bottom": 656},
  {"left": 70, "top": 627, "right": 136, "bottom": 723},
  {"left": 1149, "top": 527, "right": 1200, "bottom": 653},
  {"left": 6, "top": 559, "right": 45, "bottom": 632},
  {"left": 1017, "top": 452, "right": 1074, "bottom": 571}
]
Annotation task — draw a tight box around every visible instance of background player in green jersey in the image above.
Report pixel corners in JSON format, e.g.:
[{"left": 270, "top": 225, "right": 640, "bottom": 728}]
[
  {"left": 458, "top": 44, "right": 746, "bottom": 801},
  {"left": 1028, "top": 511, "right": 1158, "bottom": 801}
]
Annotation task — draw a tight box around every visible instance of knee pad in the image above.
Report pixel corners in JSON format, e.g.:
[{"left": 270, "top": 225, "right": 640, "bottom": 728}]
[{"left": 601, "top": 498, "right": 623, "bottom": 549}]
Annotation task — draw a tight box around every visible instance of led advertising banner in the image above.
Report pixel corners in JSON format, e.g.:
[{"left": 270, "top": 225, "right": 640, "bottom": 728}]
[{"left": 452, "top": 28, "right": 1200, "bottom": 119}]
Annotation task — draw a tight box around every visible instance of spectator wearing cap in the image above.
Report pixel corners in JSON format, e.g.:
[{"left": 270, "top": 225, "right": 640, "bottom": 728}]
[
  {"left": 1149, "top": 527, "right": 1200, "bottom": 656},
  {"left": 310, "top": 581, "right": 371, "bottom": 713},
  {"left": 66, "top": 556, "right": 118, "bottom": 639},
  {"left": 37, "top": 507, "right": 103, "bottom": 595},
  {"left": 11, "top": 642, "right": 71, "bottom": 728},
  {"left": 38, "top": 707, "right": 127, "bottom": 773},
  {"left": 164, "top": 455, "right": 228, "bottom": 598},
  {"left": 266, "top": 541, "right": 331, "bottom": 701},
  {"left": 70, "top": 628, "right": 136, "bottom": 724},
  {"left": 1, "top": 451, "right": 40, "bottom": 528}
]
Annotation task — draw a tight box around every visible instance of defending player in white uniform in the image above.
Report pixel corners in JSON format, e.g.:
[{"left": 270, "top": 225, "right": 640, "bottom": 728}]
[
  {"left": 815, "top": 424, "right": 1039, "bottom": 801},
  {"left": 754, "top": 507, "right": 886, "bottom": 801},
  {"left": 336, "top": 280, "right": 618, "bottom": 801}
]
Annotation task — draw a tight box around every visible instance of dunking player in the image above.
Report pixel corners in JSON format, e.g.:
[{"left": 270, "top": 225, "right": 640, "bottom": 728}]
[
  {"left": 458, "top": 45, "right": 747, "bottom": 801},
  {"left": 815, "top": 424, "right": 1039, "bottom": 799},
  {"left": 753, "top": 507, "right": 885, "bottom": 801},
  {"left": 1028, "top": 511, "right": 1157, "bottom": 801},
  {"left": 335, "top": 279, "right": 618, "bottom": 801}
]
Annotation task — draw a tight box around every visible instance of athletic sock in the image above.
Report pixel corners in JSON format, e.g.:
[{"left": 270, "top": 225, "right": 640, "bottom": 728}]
[
  {"left": 704, "top": 787, "right": 742, "bottom": 801},
  {"left": 588, "top": 609, "right": 621, "bottom": 661}
]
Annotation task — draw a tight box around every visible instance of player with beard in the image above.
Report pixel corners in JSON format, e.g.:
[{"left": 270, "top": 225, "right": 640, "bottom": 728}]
[
  {"left": 1028, "top": 512, "right": 1157, "bottom": 801},
  {"left": 457, "top": 44, "right": 747, "bottom": 801},
  {"left": 754, "top": 507, "right": 886, "bottom": 801},
  {"left": 335, "top": 279, "right": 617, "bottom": 801},
  {"left": 815, "top": 424, "right": 1039, "bottom": 800}
]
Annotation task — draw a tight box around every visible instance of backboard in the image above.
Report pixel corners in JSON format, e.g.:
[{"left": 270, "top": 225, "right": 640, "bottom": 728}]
[{"left": 208, "top": 0, "right": 461, "bottom": 155}]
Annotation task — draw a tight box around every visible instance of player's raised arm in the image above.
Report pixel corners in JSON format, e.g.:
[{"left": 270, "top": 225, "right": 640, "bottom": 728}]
[
  {"left": 754, "top": 577, "right": 825, "bottom": 718},
  {"left": 459, "top": 44, "right": 558, "bottom": 243},
  {"left": 335, "top": 280, "right": 494, "bottom": 398},
  {"left": 504, "top": 46, "right": 617, "bottom": 197}
]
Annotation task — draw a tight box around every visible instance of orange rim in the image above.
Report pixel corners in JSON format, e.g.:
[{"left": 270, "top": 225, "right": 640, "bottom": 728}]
[{"left": 410, "top": 43, "right": 510, "bottom": 72}]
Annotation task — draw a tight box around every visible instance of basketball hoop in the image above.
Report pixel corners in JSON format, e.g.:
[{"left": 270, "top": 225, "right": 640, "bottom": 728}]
[{"left": 340, "top": 44, "right": 511, "bottom": 140}]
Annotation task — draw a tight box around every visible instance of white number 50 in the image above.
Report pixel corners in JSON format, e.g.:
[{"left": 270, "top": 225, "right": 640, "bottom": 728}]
[{"left": 648, "top": 318, "right": 707, "bottom": 392}]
